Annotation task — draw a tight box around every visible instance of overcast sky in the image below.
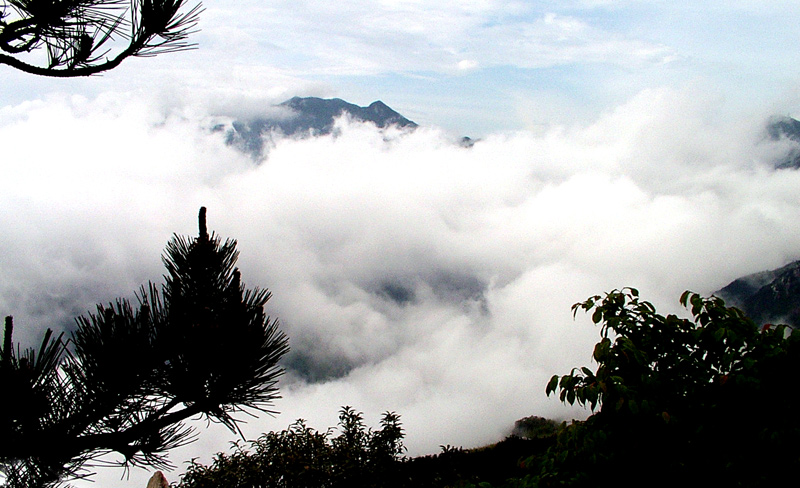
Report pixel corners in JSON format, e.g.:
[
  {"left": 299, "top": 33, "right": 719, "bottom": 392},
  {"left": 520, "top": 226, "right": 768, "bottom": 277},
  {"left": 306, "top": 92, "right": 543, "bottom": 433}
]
[
  {"left": 3, "top": 2, "right": 800, "bottom": 487},
  {"left": 5, "top": 1, "right": 800, "bottom": 135}
]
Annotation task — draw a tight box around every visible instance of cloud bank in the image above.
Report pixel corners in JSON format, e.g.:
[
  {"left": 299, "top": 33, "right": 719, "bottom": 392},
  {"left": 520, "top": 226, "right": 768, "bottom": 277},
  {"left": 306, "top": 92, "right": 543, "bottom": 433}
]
[{"left": 2, "top": 87, "right": 800, "bottom": 486}]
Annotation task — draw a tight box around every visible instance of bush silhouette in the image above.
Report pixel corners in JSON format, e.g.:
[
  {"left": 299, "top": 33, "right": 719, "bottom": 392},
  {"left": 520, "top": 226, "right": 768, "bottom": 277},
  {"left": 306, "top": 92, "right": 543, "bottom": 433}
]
[
  {"left": 526, "top": 289, "right": 800, "bottom": 488},
  {"left": 177, "top": 406, "right": 405, "bottom": 488}
]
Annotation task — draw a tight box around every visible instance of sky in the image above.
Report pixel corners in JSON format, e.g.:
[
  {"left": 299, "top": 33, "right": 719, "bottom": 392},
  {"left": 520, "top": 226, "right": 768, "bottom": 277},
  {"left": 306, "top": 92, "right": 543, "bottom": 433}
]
[
  {"left": 3, "top": 1, "right": 800, "bottom": 487},
  {"left": 6, "top": 1, "right": 800, "bottom": 135}
]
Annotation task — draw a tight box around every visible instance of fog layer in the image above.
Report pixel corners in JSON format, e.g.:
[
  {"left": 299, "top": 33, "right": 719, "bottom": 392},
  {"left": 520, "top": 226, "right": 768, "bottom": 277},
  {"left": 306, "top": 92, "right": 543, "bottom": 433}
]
[{"left": 2, "top": 87, "right": 800, "bottom": 485}]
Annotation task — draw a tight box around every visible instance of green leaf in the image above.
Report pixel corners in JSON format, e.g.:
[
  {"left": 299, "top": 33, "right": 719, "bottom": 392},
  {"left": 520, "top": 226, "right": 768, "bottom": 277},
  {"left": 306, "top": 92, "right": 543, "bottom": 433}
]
[
  {"left": 546, "top": 375, "right": 559, "bottom": 395},
  {"left": 588, "top": 388, "right": 599, "bottom": 410}
]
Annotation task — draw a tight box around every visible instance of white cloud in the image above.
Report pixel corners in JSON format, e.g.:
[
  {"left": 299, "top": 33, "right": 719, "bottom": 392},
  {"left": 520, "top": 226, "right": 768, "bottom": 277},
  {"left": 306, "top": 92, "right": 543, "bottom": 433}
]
[
  {"left": 189, "top": 0, "right": 676, "bottom": 77},
  {"left": 2, "top": 86, "right": 800, "bottom": 486},
  {"left": 458, "top": 59, "right": 480, "bottom": 71}
]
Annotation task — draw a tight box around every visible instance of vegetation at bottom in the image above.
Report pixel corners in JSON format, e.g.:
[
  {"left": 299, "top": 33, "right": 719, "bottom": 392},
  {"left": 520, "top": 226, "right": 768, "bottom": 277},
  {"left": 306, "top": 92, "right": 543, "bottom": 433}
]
[
  {"left": 176, "top": 289, "right": 800, "bottom": 488},
  {"left": 528, "top": 289, "right": 800, "bottom": 488},
  {"left": 176, "top": 407, "right": 556, "bottom": 488}
]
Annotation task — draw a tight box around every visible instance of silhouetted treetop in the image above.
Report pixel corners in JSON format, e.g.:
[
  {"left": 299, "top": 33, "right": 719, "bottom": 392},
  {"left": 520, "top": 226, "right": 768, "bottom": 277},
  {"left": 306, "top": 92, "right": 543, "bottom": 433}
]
[{"left": 1, "top": 207, "right": 289, "bottom": 488}]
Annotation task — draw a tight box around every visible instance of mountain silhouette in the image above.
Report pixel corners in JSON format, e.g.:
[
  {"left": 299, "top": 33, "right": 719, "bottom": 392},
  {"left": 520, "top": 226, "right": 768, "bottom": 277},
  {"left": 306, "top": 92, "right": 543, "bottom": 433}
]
[
  {"left": 766, "top": 115, "right": 800, "bottom": 169},
  {"left": 716, "top": 260, "right": 800, "bottom": 328},
  {"left": 714, "top": 116, "right": 800, "bottom": 325},
  {"left": 223, "top": 97, "right": 417, "bottom": 157}
]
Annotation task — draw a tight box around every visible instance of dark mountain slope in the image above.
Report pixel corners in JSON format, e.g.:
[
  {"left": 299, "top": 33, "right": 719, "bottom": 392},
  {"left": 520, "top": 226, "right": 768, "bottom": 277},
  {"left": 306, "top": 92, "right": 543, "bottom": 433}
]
[
  {"left": 274, "top": 97, "right": 417, "bottom": 135},
  {"left": 766, "top": 115, "right": 800, "bottom": 169},
  {"left": 716, "top": 260, "right": 800, "bottom": 327}
]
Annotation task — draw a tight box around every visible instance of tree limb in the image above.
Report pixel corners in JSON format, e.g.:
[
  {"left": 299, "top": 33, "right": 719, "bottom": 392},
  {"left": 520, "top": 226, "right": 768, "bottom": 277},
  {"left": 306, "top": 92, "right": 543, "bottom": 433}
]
[{"left": 0, "top": 0, "right": 202, "bottom": 77}]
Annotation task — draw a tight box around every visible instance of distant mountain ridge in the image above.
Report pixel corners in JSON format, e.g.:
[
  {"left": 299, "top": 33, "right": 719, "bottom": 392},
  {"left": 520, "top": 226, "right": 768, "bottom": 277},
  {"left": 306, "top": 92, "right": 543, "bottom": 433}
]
[
  {"left": 280, "top": 97, "right": 417, "bottom": 133},
  {"left": 223, "top": 97, "right": 417, "bottom": 156},
  {"left": 221, "top": 101, "right": 800, "bottom": 161},
  {"left": 766, "top": 115, "right": 800, "bottom": 169},
  {"left": 713, "top": 116, "right": 800, "bottom": 324},
  {"left": 716, "top": 260, "right": 800, "bottom": 328}
]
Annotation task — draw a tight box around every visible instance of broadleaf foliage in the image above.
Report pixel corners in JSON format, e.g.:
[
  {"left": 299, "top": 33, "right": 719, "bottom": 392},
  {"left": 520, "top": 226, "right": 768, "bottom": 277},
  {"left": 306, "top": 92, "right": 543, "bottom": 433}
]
[
  {"left": 177, "top": 406, "right": 406, "bottom": 488},
  {"left": 534, "top": 288, "right": 800, "bottom": 487}
]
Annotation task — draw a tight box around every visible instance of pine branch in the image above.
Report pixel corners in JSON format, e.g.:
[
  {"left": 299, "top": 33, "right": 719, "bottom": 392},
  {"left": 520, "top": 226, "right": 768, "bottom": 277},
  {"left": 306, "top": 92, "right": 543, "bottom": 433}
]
[
  {"left": 1, "top": 209, "right": 289, "bottom": 487},
  {"left": 0, "top": 0, "right": 203, "bottom": 77}
]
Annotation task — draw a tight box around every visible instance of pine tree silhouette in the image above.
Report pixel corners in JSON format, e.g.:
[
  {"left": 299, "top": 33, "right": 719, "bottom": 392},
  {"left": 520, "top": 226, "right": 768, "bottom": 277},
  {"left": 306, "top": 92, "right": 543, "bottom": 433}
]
[{"left": 1, "top": 208, "right": 289, "bottom": 488}]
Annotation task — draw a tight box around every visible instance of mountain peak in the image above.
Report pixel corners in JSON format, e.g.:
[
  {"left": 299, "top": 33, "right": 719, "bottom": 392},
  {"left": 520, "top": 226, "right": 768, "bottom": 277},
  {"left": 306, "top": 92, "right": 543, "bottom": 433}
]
[
  {"left": 367, "top": 100, "right": 390, "bottom": 111},
  {"left": 366, "top": 100, "right": 400, "bottom": 120},
  {"left": 765, "top": 115, "right": 800, "bottom": 169},
  {"left": 767, "top": 115, "right": 800, "bottom": 142},
  {"left": 224, "top": 97, "right": 418, "bottom": 157},
  {"left": 278, "top": 97, "right": 416, "bottom": 131}
]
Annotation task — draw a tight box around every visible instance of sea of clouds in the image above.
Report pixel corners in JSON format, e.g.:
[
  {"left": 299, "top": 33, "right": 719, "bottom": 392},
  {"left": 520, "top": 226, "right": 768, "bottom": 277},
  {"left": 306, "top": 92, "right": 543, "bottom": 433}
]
[{"left": 2, "top": 86, "right": 800, "bottom": 486}]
